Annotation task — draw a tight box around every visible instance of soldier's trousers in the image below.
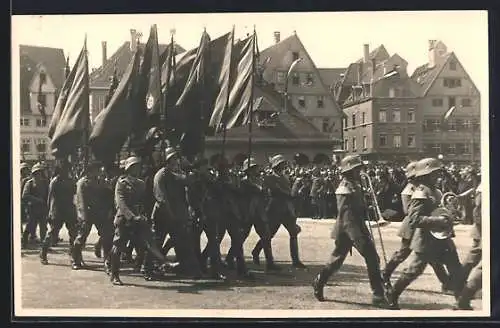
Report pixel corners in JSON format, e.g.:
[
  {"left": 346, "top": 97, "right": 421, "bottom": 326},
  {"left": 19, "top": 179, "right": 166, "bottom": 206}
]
[
  {"left": 22, "top": 211, "right": 47, "bottom": 244},
  {"left": 457, "top": 261, "right": 482, "bottom": 305},
  {"left": 456, "top": 238, "right": 482, "bottom": 293},
  {"left": 195, "top": 212, "right": 222, "bottom": 274},
  {"left": 316, "top": 231, "right": 385, "bottom": 297},
  {"left": 383, "top": 237, "right": 452, "bottom": 287},
  {"left": 42, "top": 212, "right": 78, "bottom": 252},
  {"left": 391, "top": 240, "right": 463, "bottom": 300},
  {"left": 72, "top": 215, "right": 113, "bottom": 265}
]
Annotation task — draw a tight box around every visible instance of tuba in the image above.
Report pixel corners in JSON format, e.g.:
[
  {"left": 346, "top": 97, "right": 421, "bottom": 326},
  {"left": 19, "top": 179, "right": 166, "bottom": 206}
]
[{"left": 430, "top": 192, "right": 460, "bottom": 240}]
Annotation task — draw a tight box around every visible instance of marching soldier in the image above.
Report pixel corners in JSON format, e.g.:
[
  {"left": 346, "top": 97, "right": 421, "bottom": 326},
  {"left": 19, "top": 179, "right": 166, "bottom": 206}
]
[
  {"left": 387, "top": 158, "right": 463, "bottom": 309},
  {"left": 39, "top": 162, "right": 77, "bottom": 264},
  {"left": 252, "top": 154, "right": 306, "bottom": 269},
  {"left": 382, "top": 161, "right": 451, "bottom": 291},
  {"left": 71, "top": 161, "right": 114, "bottom": 271},
  {"left": 109, "top": 156, "right": 170, "bottom": 285},
  {"left": 20, "top": 162, "right": 31, "bottom": 233},
  {"left": 310, "top": 167, "right": 325, "bottom": 220},
  {"left": 455, "top": 182, "right": 482, "bottom": 310},
  {"left": 21, "top": 163, "right": 49, "bottom": 248},
  {"left": 312, "top": 155, "right": 392, "bottom": 308}
]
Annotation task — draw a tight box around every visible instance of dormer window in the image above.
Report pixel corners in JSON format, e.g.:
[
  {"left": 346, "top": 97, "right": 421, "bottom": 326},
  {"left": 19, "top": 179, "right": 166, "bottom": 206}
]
[
  {"left": 39, "top": 71, "right": 47, "bottom": 84},
  {"left": 292, "top": 51, "right": 299, "bottom": 61},
  {"left": 449, "top": 60, "right": 457, "bottom": 71}
]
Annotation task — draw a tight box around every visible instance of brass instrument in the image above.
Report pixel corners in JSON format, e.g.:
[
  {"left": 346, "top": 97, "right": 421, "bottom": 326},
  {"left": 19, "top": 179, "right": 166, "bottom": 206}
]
[{"left": 430, "top": 191, "right": 460, "bottom": 240}]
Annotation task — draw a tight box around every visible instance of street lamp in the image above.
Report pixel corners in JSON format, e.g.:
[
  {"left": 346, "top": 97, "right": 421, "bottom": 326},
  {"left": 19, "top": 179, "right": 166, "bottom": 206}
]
[{"left": 283, "top": 58, "right": 303, "bottom": 112}]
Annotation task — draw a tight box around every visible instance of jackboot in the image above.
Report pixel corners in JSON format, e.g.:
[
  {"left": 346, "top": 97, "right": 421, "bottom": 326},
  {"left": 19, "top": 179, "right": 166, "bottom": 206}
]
[
  {"left": 71, "top": 244, "right": 83, "bottom": 270},
  {"left": 312, "top": 272, "right": 326, "bottom": 302},
  {"left": 454, "top": 286, "right": 475, "bottom": 310},
  {"left": 109, "top": 248, "right": 123, "bottom": 286},
  {"left": 290, "top": 237, "right": 306, "bottom": 268},
  {"left": 262, "top": 239, "right": 280, "bottom": 271},
  {"left": 39, "top": 245, "right": 49, "bottom": 265}
]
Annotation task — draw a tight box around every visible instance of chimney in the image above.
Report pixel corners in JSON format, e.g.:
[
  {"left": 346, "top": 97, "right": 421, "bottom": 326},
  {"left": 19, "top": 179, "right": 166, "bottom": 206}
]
[
  {"left": 101, "top": 41, "right": 107, "bottom": 66},
  {"left": 273, "top": 31, "right": 280, "bottom": 44},
  {"left": 363, "top": 44, "right": 370, "bottom": 63},
  {"left": 428, "top": 39, "right": 437, "bottom": 68},
  {"left": 130, "top": 29, "right": 138, "bottom": 51}
]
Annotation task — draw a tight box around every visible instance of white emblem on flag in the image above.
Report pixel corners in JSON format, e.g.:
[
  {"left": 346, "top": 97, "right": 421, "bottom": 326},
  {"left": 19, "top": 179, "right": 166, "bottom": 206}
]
[{"left": 147, "top": 94, "right": 155, "bottom": 109}]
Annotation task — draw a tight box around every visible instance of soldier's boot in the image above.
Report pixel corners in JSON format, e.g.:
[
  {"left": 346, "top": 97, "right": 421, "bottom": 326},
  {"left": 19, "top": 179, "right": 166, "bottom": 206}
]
[
  {"left": 21, "top": 230, "right": 30, "bottom": 249},
  {"left": 290, "top": 237, "right": 306, "bottom": 269},
  {"left": 251, "top": 242, "right": 261, "bottom": 266},
  {"left": 109, "top": 247, "right": 123, "bottom": 286},
  {"left": 312, "top": 272, "right": 326, "bottom": 302},
  {"left": 71, "top": 244, "right": 83, "bottom": 270},
  {"left": 94, "top": 238, "right": 102, "bottom": 259},
  {"left": 103, "top": 256, "right": 112, "bottom": 276},
  {"left": 225, "top": 247, "right": 236, "bottom": 269},
  {"left": 385, "top": 277, "right": 410, "bottom": 310},
  {"left": 39, "top": 244, "right": 49, "bottom": 265},
  {"left": 262, "top": 239, "right": 280, "bottom": 272},
  {"left": 454, "top": 286, "right": 475, "bottom": 310}
]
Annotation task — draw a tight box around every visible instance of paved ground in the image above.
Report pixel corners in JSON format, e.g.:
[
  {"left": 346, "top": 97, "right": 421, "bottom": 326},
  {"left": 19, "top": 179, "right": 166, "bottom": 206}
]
[{"left": 19, "top": 219, "right": 482, "bottom": 311}]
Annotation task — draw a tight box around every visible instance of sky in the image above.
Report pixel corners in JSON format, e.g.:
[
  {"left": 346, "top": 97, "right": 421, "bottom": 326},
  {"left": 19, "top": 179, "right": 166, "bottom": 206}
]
[{"left": 12, "top": 11, "right": 488, "bottom": 101}]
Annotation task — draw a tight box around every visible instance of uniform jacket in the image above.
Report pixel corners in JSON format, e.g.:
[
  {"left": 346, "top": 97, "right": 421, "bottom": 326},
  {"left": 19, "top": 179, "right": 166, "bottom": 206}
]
[
  {"left": 114, "top": 174, "right": 146, "bottom": 225},
  {"left": 47, "top": 175, "right": 76, "bottom": 220},
  {"left": 398, "top": 181, "right": 417, "bottom": 239},
  {"left": 240, "top": 176, "right": 267, "bottom": 223},
  {"left": 152, "top": 167, "right": 193, "bottom": 222},
  {"left": 310, "top": 176, "right": 325, "bottom": 199},
  {"left": 330, "top": 177, "right": 370, "bottom": 240},
  {"left": 471, "top": 184, "right": 481, "bottom": 241},
  {"left": 75, "top": 176, "right": 102, "bottom": 221},
  {"left": 22, "top": 178, "right": 48, "bottom": 216},
  {"left": 265, "top": 171, "right": 295, "bottom": 218},
  {"left": 407, "top": 184, "right": 452, "bottom": 254}
]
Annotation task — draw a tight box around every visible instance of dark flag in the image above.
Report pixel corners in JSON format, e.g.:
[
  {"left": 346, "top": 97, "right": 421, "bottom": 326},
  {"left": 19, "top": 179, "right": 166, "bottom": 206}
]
[
  {"left": 225, "top": 32, "right": 257, "bottom": 129},
  {"left": 48, "top": 38, "right": 90, "bottom": 157},
  {"left": 142, "top": 24, "right": 162, "bottom": 119},
  {"left": 37, "top": 70, "right": 47, "bottom": 121},
  {"left": 209, "top": 27, "right": 235, "bottom": 133},
  {"left": 89, "top": 47, "right": 143, "bottom": 163},
  {"left": 104, "top": 64, "right": 119, "bottom": 107},
  {"left": 65, "top": 56, "right": 70, "bottom": 79}
]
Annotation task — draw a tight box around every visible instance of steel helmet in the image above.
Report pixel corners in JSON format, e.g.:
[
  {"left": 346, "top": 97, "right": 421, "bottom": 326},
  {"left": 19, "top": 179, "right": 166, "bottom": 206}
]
[
  {"left": 270, "top": 154, "right": 287, "bottom": 169},
  {"left": 339, "top": 155, "right": 363, "bottom": 174},
  {"left": 405, "top": 161, "right": 418, "bottom": 179},
  {"left": 414, "top": 157, "right": 442, "bottom": 177},
  {"left": 124, "top": 156, "right": 142, "bottom": 172},
  {"left": 242, "top": 157, "right": 258, "bottom": 172}
]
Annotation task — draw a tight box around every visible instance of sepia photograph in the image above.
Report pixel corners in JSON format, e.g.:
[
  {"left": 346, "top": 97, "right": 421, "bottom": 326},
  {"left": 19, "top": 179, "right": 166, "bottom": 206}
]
[{"left": 11, "top": 10, "right": 489, "bottom": 318}]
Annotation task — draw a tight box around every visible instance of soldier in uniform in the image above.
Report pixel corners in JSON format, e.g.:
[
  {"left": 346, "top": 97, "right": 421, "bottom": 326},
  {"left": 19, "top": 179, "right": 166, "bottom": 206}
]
[
  {"left": 21, "top": 164, "right": 49, "bottom": 248},
  {"left": 108, "top": 156, "right": 170, "bottom": 285},
  {"left": 312, "top": 155, "right": 392, "bottom": 308},
  {"left": 71, "top": 161, "right": 114, "bottom": 271},
  {"left": 20, "top": 163, "right": 31, "bottom": 233},
  {"left": 39, "top": 162, "right": 77, "bottom": 264},
  {"left": 382, "top": 161, "right": 450, "bottom": 291},
  {"left": 310, "top": 167, "right": 325, "bottom": 220},
  {"left": 455, "top": 182, "right": 482, "bottom": 310},
  {"left": 387, "top": 158, "right": 463, "bottom": 309},
  {"left": 252, "top": 154, "right": 306, "bottom": 269}
]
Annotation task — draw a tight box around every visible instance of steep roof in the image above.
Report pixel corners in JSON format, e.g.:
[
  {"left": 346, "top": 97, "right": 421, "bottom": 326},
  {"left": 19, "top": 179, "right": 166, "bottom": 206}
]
[
  {"left": 355, "top": 44, "right": 390, "bottom": 64},
  {"left": 89, "top": 41, "right": 185, "bottom": 89},
  {"left": 410, "top": 52, "right": 453, "bottom": 96},
  {"left": 258, "top": 33, "right": 344, "bottom": 118},
  {"left": 19, "top": 45, "right": 66, "bottom": 113},
  {"left": 221, "top": 82, "right": 333, "bottom": 140},
  {"left": 317, "top": 68, "right": 346, "bottom": 90}
]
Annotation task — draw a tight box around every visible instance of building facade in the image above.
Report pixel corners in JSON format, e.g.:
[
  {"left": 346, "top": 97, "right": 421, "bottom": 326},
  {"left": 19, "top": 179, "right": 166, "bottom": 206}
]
[
  {"left": 337, "top": 44, "right": 423, "bottom": 161},
  {"left": 258, "top": 31, "right": 344, "bottom": 147},
  {"left": 411, "top": 40, "right": 481, "bottom": 163},
  {"left": 19, "top": 45, "right": 67, "bottom": 162}
]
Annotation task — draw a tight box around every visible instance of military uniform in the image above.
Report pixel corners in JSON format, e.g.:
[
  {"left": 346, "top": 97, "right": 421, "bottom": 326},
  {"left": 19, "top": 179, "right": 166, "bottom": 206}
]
[
  {"left": 310, "top": 172, "right": 326, "bottom": 220},
  {"left": 21, "top": 167, "right": 49, "bottom": 247},
  {"left": 455, "top": 183, "right": 482, "bottom": 309},
  {"left": 71, "top": 173, "right": 113, "bottom": 270},
  {"left": 40, "top": 173, "right": 77, "bottom": 264}
]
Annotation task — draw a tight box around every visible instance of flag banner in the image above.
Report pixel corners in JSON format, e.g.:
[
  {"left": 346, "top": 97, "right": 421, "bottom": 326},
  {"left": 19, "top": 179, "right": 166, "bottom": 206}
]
[
  {"left": 65, "top": 56, "right": 70, "bottom": 79},
  {"left": 104, "top": 67, "right": 119, "bottom": 107},
  {"left": 49, "top": 41, "right": 89, "bottom": 157},
  {"left": 142, "top": 25, "right": 163, "bottom": 118},
  {"left": 225, "top": 33, "right": 256, "bottom": 129},
  {"left": 88, "top": 48, "right": 143, "bottom": 163},
  {"left": 444, "top": 106, "right": 456, "bottom": 121},
  {"left": 209, "top": 28, "right": 235, "bottom": 132},
  {"left": 37, "top": 71, "right": 47, "bottom": 121}
]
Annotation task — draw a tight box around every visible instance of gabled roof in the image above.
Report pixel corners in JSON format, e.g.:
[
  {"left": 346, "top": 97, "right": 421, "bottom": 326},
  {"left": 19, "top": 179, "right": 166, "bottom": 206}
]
[
  {"left": 258, "top": 33, "right": 344, "bottom": 118},
  {"left": 317, "top": 68, "right": 346, "bottom": 90},
  {"left": 19, "top": 45, "right": 66, "bottom": 113},
  {"left": 220, "top": 82, "right": 332, "bottom": 140},
  {"left": 411, "top": 52, "right": 453, "bottom": 96},
  {"left": 89, "top": 41, "right": 185, "bottom": 89},
  {"left": 355, "top": 45, "right": 390, "bottom": 64}
]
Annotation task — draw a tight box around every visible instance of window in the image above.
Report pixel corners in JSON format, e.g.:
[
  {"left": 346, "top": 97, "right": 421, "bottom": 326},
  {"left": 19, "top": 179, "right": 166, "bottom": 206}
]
[
  {"left": 449, "top": 96, "right": 456, "bottom": 108},
  {"left": 448, "top": 119, "right": 457, "bottom": 131},
  {"left": 352, "top": 113, "right": 356, "bottom": 127},
  {"left": 393, "top": 135, "right": 402, "bottom": 148},
  {"left": 352, "top": 137, "right": 357, "bottom": 151},
  {"left": 292, "top": 52, "right": 299, "bottom": 61},
  {"left": 443, "top": 78, "right": 462, "bottom": 88},
  {"left": 363, "top": 84, "right": 371, "bottom": 97},
  {"left": 20, "top": 118, "right": 30, "bottom": 126},
  {"left": 36, "top": 118, "right": 47, "bottom": 127},
  {"left": 461, "top": 98, "right": 472, "bottom": 107},
  {"left": 408, "top": 110, "right": 415, "bottom": 122},
  {"left": 472, "top": 119, "right": 480, "bottom": 132},
  {"left": 38, "top": 94, "right": 47, "bottom": 107},
  {"left": 449, "top": 60, "right": 457, "bottom": 71},
  {"left": 317, "top": 95, "right": 324, "bottom": 108},
  {"left": 276, "top": 71, "right": 286, "bottom": 84},
  {"left": 344, "top": 139, "right": 348, "bottom": 151},
  {"left": 291, "top": 72, "right": 300, "bottom": 85},
  {"left": 36, "top": 139, "right": 47, "bottom": 153},
  {"left": 305, "top": 73, "right": 314, "bottom": 86},
  {"left": 343, "top": 117, "right": 348, "bottom": 129},
  {"left": 298, "top": 96, "right": 306, "bottom": 108},
  {"left": 363, "top": 136, "right": 368, "bottom": 149},
  {"left": 362, "top": 112, "right": 366, "bottom": 124},
  {"left": 455, "top": 119, "right": 464, "bottom": 131},
  {"left": 407, "top": 134, "right": 416, "bottom": 148},
  {"left": 379, "top": 134, "right": 387, "bottom": 147},
  {"left": 464, "top": 119, "right": 472, "bottom": 130},
  {"left": 432, "top": 143, "right": 441, "bottom": 153},
  {"left": 379, "top": 110, "right": 387, "bottom": 122},
  {"left": 432, "top": 98, "right": 443, "bottom": 107},
  {"left": 447, "top": 143, "right": 456, "bottom": 154},
  {"left": 389, "top": 88, "right": 396, "bottom": 98},
  {"left": 392, "top": 109, "right": 401, "bottom": 122},
  {"left": 464, "top": 143, "right": 471, "bottom": 154},
  {"left": 430, "top": 119, "right": 441, "bottom": 131},
  {"left": 21, "top": 138, "right": 30, "bottom": 153},
  {"left": 322, "top": 118, "right": 330, "bottom": 133}
]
